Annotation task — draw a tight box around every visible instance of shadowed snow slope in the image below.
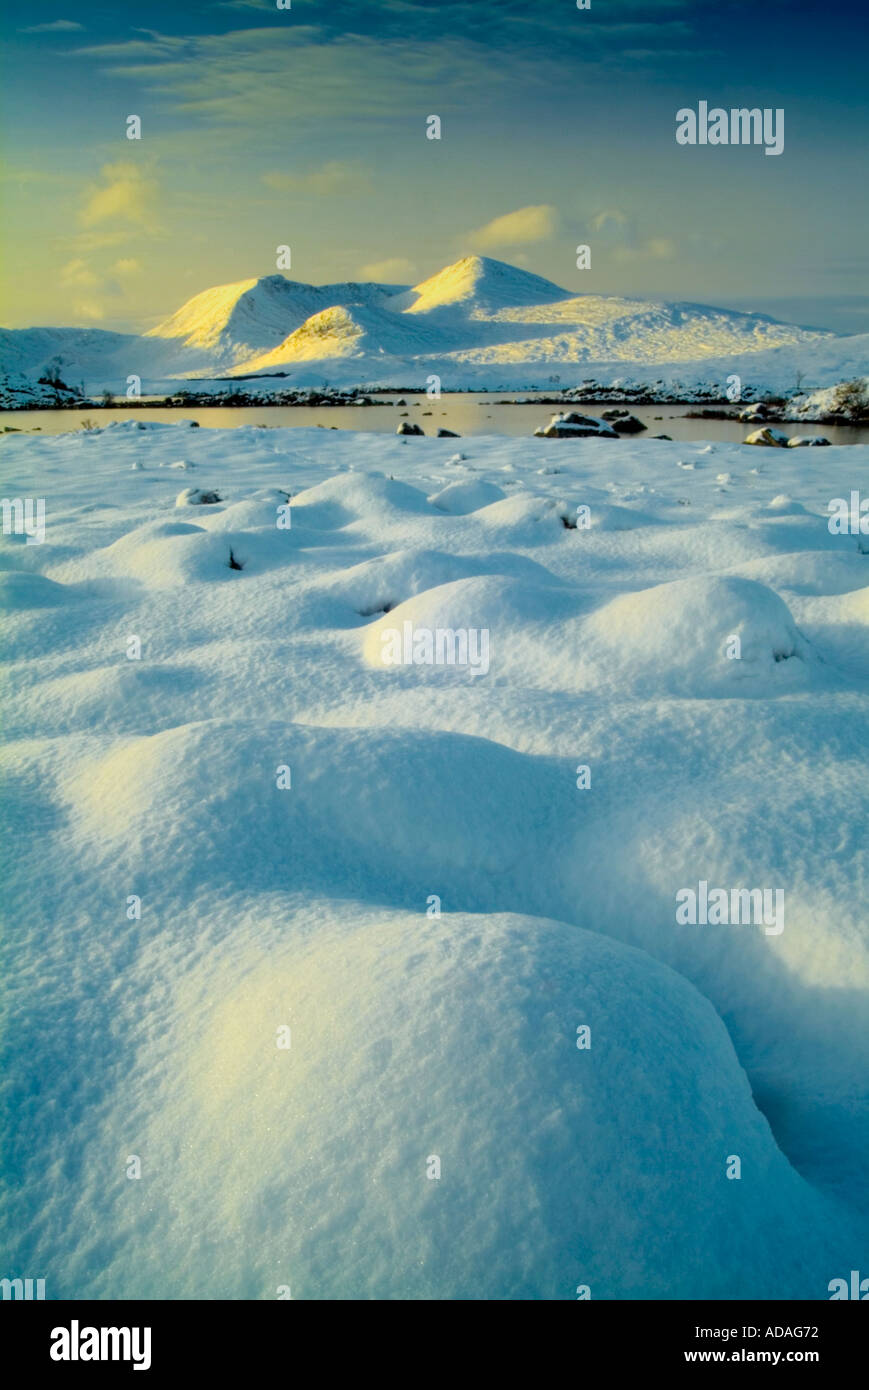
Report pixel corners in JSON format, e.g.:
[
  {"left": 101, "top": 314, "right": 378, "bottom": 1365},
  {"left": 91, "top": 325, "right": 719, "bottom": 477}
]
[{"left": 1, "top": 423, "right": 867, "bottom": 1299}]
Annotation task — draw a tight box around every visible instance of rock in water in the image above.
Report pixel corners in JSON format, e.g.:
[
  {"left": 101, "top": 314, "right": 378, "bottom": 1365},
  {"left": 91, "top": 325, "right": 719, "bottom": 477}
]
[
  {"left": 744, "top": 427, "right": 789, "bottom": 447},
  {"left": 534, "top": 412, "right": 618, "bottom": 439}
]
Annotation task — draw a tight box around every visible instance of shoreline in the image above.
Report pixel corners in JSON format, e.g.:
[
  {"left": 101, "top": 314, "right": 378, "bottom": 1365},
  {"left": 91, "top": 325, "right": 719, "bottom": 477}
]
[{"left": 2, "top": 391, "right": 865, "bottom": 432}]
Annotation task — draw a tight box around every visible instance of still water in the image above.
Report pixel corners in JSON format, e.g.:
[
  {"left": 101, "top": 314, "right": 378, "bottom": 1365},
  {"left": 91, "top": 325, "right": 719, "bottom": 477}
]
[{"left": 3, "top": 393, "right": 866, "bottom": 445}]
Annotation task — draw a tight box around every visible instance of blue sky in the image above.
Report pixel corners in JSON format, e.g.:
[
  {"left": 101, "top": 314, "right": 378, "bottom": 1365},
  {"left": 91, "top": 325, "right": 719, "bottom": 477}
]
[{"left": 2, "top": 0, "right": 867, "bottom": 332}]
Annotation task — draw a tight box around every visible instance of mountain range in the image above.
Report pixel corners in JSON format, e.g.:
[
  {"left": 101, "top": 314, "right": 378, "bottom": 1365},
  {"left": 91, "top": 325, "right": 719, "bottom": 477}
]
[{"left": 1, "top": 257, "right": 865, "bottom": 396}]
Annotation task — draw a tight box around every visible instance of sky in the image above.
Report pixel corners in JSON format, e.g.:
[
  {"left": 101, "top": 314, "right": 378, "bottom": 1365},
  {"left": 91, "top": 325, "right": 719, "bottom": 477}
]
[{"left": 1, "top": 0, "right": 867, "bottom": 334}]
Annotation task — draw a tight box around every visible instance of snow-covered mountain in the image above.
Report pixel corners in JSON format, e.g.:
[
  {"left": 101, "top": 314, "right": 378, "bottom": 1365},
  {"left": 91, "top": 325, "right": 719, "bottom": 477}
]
[
  {"left": 1, "top": 256, "right": 864, "bottom": 396},
  {"left": 146, "top": 273, "right": 404, "bottom": 365},
  {"left": 393, "top": 255, "right": 569, "bottom": 314}
]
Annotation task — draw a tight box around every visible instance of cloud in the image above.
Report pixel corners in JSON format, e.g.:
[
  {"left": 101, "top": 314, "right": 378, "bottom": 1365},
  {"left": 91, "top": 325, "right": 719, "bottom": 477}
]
[
  {"left": 73, "top": 300, "right": 105, "bottom": 321},
  {"left": 613, "top": 237, "right": 676, "bottom": 263},
  {"left": 590, "top": 209, "right": 675, "bottom": 263},
  {"left": 359, "top": 257, "right": 417, "bottom": 283},
  {"left": 70, "top": 28, "right": 564, "bottom": 130},
  {"left": 54, "top": 169, "right": 158, "bottom": 321},
  {"left": 590, "top": 209, "right": 629, "bottom": 234},
  {"left": 464, "top": 205, "right": 558, "bottom": 251},
  {"left": 60, "top": 258, "right": 101, "bottom": 289},
  {"left": 20, "top": 20, "right": 84, "bottom": 33},
  {"left": 65, "top": 7, "right": 702, "bottom": 145},
  {"left": 79, "top": 162, "right": 158, "bottom": 232},
  {"left": 262, "top": 162, "right": 372, "bottom": 196}
]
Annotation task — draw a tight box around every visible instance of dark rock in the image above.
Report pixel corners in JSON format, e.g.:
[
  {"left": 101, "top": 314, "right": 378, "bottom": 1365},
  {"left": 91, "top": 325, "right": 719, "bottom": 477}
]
[{"left": 611, "top": 414, "right": 647, "bottom": 434}]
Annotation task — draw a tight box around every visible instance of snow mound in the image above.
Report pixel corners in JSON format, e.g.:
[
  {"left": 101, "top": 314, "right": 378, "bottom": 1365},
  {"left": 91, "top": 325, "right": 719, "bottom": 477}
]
[
  {"left": 66, "top": 720, "right": 559, "bottom": 894},
  {"left": 0, "top": 571, "right": 80, "bottom": 609},
  {"left": 99, "top": 520, "right": 248, "bottom": 585},
  {"left": 580, "top": 575, "right": 814, "bottom": 695},
  {"left": 290, "top": 472, "right": 430, "bottom": 529},
  {"left": 428, "top": 480, "right": 506, "bottom": 514},
  {"left": 361, "top": 573, "right": 580, "bottom": 684},
  {"left": 118, "top": 906, "right": 844, "bottom": 1299}
]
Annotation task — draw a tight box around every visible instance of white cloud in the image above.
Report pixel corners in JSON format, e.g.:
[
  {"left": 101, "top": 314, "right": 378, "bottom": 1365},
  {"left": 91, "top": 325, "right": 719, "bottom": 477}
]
[
  {"left": 60, "top": 258, "right": 101, "bottom": 289},
  {"left": 464, "top": 205, "right": 558, "bottom": 251},
  {"left": 359, "top": 258, "right": 417, "bottom": 283},
  {"left": 78, "top": 162, "right": 159, "bottom": 233},
  {"left": 21, "top": 20, "right": 84, "bottom": 33}
]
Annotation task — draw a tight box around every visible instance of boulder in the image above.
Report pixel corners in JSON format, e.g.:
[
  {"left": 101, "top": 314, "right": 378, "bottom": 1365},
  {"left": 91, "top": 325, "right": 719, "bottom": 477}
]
[
  {"left": 437, "top": 428, "right": 461, "bottom": 437},
  {"left": 744, "top": 427, "right": 789, "bottom": 447},
  {"left": 738, "top": 402, "right": 769, "bottom": 422},
  {"left": 787, "top": 435, "right": 830, "bottom": 447},
  {"left": 534, "top": 412, "right": 618, "bottom": 439},
  {"left": 396, "top": 421, "right": 424, "bottom": 436},
  {"left": 611, "top": 414, "right": 647, "bottom": 434},
  {"left": 175, "top": 487, "right": 222, "bottom": 506}
]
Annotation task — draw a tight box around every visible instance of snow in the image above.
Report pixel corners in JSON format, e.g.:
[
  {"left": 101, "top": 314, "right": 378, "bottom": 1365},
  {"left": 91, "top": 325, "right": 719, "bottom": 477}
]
[
  {"left": 4, "top": 257, "right": 865, "bottom": 400},
  {"left": 146, "top": 274, "right": 405, "bottom": 365},
  {"left": 1, "top": 421, "right": 868, "bottom": 1299},
  {"left": 393, "top": 254, "right": 568, "bottom": 314}
]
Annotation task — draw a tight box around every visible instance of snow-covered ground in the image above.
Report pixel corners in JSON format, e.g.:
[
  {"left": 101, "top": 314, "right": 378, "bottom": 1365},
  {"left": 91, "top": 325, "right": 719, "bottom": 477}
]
[{"left": 2, "top": 421, "right": 868, "bottom": 1299}]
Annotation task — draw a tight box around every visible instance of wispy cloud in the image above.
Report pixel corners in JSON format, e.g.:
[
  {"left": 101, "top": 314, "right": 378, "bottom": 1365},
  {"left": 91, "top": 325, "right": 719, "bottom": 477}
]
[
  {"left": 60, "top": 258, "right": 101, "bottom": 290},
  {"left": 49, "top": 166, "right": 161, "bottom": 321},
  {"left": 73, "top": 300, "right": 105, "bottom": 320},
  {"left": 590, "top": 209, "right": 676, "bottom": 263},
  {"left": 67, "top": 24, "right": 622, "bottom": 133},
  {"left": 262, "top": 163, "right": 372, "bottom": 196},
  {"left": 359, "top": 257, "right": 417, "bottom": 283},
  {"left": 614, "top": 238, "right": 676, "bottom": 263},
  {"left": 79, "top": 161, "right": 159, "bottom": 233},
  {"left": 464, "top": 205, "right": 558, "bottom": 251},
  {"left": 20, "top": 19, "right": 84, "bottom": 33}
]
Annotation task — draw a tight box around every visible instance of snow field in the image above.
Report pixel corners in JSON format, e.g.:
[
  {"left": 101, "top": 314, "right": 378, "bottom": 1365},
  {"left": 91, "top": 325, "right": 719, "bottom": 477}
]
[{"left": 1, "top": 421, "right": 868, "bottom": 1298}]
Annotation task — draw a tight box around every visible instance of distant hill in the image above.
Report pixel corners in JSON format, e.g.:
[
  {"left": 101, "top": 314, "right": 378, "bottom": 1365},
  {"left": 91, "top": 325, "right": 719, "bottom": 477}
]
[{"left": 2, "top": 256, "right": 864, "bottom": 398}]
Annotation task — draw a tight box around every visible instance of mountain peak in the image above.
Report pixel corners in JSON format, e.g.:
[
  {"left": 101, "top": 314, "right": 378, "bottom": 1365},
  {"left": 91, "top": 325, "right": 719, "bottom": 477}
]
[
  {"left": 395, "top": 255, "right": 569, "bottom": 314},
  {"left": 145, "top": 274, "right": 403, "bottom": 363}
]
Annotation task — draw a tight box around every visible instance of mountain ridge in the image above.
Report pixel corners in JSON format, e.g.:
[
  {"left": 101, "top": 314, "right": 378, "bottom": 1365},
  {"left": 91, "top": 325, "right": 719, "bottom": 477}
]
[{"left": 3, "top": 256, "right": 861, "bottom": 397}]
